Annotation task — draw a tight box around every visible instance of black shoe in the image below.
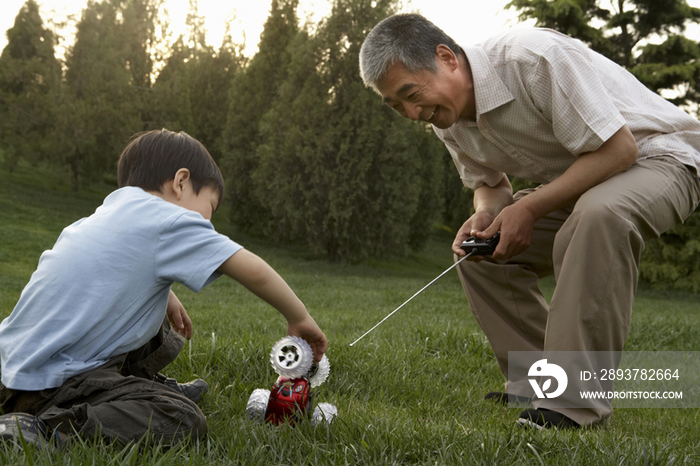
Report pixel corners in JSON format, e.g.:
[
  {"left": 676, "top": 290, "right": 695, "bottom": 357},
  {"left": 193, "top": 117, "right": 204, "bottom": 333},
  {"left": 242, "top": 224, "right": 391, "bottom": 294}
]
[
  {"left": 154, "top": 373, "right": 209, "bottom": 404},
  {"left": 485, "top": 392, "right": 532, "bottom": 405},
  {"left": 0, "top": 413, "right": 51, "bottom": 449},
  {"left": 517, "top": 408, "right": 580, "bottom": 430}
]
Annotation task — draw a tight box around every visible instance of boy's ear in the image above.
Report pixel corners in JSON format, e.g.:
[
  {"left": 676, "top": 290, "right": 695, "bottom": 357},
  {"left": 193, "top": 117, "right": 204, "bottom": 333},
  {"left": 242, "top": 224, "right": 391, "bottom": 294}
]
[{"left": 170, "top": 168, "right": 191, "bottom": 200}]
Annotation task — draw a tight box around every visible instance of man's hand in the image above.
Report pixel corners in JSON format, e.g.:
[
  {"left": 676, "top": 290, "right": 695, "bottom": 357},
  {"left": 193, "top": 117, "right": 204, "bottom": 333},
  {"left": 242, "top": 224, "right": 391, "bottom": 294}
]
[
  {"left": 287, "top": 315, "right": 328, "bottom": 364},
  {"left": 477, "top": 202, "right": 536, "bottom": 260},
  {"left": 167, "top": 290, "right": 193, "bottom": 340},
  {"left": 452, "top": 174, "right": 514, "bottom": 259},
  {"left": 452, "top": 210, "right": 497, "bottom": 257}
]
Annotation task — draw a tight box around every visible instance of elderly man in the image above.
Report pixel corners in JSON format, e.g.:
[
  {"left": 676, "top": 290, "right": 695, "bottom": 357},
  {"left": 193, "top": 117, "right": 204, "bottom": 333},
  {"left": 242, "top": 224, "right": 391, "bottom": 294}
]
[{"left": 359, "top": 13, "right": 700, "bottom": 429}]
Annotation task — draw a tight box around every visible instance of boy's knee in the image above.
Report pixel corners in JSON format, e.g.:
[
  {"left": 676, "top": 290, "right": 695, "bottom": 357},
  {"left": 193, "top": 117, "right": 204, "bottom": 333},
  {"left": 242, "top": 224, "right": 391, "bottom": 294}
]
[
  {"left": 188, "top": 404, "right": 208, "bottom": 439},
  {"left": 148, "top": 394, "right": 208, "bottom": 444},
  {"left": 180, "top": 408, "right": 207, "bottom": 442},
  {"left": 172, "top": 398, "right": 208, "bottom": 442}
]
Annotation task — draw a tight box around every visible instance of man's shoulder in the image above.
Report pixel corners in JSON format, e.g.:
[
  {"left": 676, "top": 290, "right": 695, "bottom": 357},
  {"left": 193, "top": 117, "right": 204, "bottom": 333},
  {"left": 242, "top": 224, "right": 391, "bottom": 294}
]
[{"left": 479, "top": 27, "right": 581, "bottom": 60}]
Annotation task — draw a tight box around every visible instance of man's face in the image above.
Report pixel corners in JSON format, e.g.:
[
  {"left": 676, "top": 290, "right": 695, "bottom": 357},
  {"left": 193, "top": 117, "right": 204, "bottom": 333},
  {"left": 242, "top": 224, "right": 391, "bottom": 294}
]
[{"left": 376, "top": 46, "right": 470, "bottom": 129}]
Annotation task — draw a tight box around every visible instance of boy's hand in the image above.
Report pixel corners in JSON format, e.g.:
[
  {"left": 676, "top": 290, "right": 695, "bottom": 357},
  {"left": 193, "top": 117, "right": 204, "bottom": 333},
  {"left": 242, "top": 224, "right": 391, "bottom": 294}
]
[
  {"left": 167, "top": 290, "right": 193, "bottom": 340},
  {"left": 287, "top": 315, "right": 328, "bottom": 363}
]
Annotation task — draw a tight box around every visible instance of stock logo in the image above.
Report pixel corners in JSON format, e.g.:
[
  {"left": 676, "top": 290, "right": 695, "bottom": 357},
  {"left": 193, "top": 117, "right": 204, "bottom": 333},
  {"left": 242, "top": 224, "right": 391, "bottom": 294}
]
[{"left": 528, "top": 359, "right": 568, "bottom": 399}]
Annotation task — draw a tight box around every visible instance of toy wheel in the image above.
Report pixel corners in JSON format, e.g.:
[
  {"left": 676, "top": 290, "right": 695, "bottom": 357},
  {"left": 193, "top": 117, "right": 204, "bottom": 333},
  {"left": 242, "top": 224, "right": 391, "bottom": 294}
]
[
  {"left": 311, "top": 402, "right": 337, "bottom": 426},
  {"left": 245, "top": 388, "right": 270, "bottom": 423},
  {"left": 270, "top": 336, "right": 313, "bottom": 379},
  {"left": 307, "top": 354, "right": 331, "bottom": 388}
]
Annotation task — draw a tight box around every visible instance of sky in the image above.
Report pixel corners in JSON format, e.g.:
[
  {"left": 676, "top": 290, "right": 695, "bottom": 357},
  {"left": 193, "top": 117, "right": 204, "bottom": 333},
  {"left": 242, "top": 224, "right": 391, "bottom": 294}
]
[
  {"left": 3, "top": 0, "right": 700, "bottom": 58},
  {"left": 0, "top": 0, "right": 532, "bottom": 57}
]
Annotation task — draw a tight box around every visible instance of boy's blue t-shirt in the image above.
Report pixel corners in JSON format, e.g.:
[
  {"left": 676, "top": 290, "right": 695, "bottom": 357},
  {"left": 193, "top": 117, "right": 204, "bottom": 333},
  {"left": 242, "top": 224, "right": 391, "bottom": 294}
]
[{"left": 0, "top": 187, "right": 242, "bottom": 391}]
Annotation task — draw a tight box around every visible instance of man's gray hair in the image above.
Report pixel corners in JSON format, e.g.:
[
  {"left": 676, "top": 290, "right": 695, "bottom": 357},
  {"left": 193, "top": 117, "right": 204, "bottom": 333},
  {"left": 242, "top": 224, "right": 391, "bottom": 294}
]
[{"left": 359, "top": 13, "right": 462, "bottom": 91}]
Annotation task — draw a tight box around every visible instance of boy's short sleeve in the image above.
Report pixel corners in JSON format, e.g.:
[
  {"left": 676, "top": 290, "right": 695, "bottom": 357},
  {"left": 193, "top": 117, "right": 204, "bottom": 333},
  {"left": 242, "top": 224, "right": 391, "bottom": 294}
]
[{"left": 155, "top": 211, "right": 242, "bottom": 292}]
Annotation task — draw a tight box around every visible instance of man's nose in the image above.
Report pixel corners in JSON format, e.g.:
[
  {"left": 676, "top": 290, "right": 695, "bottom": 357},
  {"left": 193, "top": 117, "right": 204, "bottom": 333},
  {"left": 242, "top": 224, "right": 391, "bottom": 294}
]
[{"left": 405, "top": 102, "right": 422, "bottom": 121}]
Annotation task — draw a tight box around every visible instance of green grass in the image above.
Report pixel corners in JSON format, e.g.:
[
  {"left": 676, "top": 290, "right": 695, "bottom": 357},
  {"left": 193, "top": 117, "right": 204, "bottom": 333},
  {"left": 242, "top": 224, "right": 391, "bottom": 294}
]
[{"left": 1, "top": 163, "right": 700, "bottom": 465}]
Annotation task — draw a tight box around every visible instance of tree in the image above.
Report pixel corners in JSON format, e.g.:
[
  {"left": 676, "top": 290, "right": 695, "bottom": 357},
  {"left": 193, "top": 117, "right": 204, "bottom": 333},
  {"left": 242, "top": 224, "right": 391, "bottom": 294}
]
[
  {"left": 219, "top": 0, "right": 301, "bottom": 232},
  {"left": 57, "top": 0, "right": 165, "bottom": 190},
  {"left": 121, "top": 0, "right": 168, "bottom": 131},
  {"left": 148, "top": 34, "right": 196, "bottom": 134},
  {"left": 121, "top": 0, "right": 165, "bottom": 90},
  {"left": 61, "top": 0, "right": 140, "bottom": 190},
  {"left": 253, "top": 0, "right": 445, "bottom": 261},
  {"left": 186, "top": 8, "right": 244, "bottom": 161},
  {"left": 0, "top": 0, "right": 61, "bottom": 172},
  {"left": 147, "top": 1, "right": 243, "bottom": 161}
]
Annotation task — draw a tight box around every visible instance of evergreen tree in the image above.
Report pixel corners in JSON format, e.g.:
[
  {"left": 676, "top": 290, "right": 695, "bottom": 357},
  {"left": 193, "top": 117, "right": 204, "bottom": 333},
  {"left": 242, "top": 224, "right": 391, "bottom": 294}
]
[
  {"left": 148, "top": 1, "right": 242, "bottom": 161},
  {"left": 58, "top": 0, "right": 142, "bottom": 190},
  {"left": 121, "top": 0, "right": 168, "bottom": 131},
  {"left": 187, "top": 10, "right": 243, "bottom": 161},
  {"left": 0, "top": 0, "right": 61, "bottom": 171},
  {"left": 254, "top": 0, "right": 445, "bottom": 261},
  {"left": 121, "top": 0, "right": 165, "bottom": 89},
  {"left": 219, "top": 0, "right": 300, "bottom": 232},
  {"left": 149, "top": 34, "right": 196, "bottom": 133}
]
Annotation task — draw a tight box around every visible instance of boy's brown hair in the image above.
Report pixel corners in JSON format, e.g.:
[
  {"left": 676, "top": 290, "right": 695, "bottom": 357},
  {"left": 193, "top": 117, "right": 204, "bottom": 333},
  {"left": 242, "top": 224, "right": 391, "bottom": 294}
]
[{"left": 117, "top": 129, "right": 225, "bottom": 209}]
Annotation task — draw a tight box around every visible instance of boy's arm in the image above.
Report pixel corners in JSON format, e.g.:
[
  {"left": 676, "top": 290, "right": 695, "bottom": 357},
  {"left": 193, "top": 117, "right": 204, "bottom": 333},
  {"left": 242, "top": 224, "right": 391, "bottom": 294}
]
[{"left": 217, "top": 250, "right": 328, "bottom": 362}]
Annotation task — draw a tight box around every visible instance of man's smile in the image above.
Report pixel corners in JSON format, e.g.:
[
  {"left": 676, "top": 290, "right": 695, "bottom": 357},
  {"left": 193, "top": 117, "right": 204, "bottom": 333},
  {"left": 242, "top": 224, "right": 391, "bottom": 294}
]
[{"left": 427, "top": 107, "right": 439, "bottom": 123}]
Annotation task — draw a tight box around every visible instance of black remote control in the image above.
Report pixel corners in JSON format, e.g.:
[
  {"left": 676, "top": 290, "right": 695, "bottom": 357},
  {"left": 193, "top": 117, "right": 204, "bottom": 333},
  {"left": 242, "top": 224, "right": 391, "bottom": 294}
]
[{"left": 460, "top": 232, "right": 500, "bottom": 256}]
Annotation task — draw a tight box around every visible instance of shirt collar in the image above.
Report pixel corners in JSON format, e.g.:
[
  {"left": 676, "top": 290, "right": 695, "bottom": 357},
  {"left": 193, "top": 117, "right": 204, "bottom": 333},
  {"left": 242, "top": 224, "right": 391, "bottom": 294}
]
[{"left": 462, "top": 45, "right": 514, "bottom": 120}]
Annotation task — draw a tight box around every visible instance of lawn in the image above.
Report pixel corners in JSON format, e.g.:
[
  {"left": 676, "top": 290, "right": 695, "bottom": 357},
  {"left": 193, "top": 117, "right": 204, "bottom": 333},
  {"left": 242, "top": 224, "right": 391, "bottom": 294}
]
[{"left": 1, "top": 163, "right": 699, "bottom": 465}]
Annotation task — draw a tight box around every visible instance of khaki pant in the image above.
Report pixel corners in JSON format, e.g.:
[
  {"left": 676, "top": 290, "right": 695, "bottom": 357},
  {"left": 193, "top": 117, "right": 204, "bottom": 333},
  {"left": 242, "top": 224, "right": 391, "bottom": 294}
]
[
  {"left": 456, "top": 156, "right": 700, "bottom": 426},
  {"left": 0, "top": 318, "right": 206, "bottom": 445}
]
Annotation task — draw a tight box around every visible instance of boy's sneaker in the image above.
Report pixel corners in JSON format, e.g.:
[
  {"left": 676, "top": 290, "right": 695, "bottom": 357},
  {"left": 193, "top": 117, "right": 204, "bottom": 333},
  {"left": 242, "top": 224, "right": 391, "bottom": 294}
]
[
  {"left": 485, "top": 392, "right": 532, "bottom": 405},
  {"left": 517, "top": 408, "right": 580, "bottom": 430},
  {"left": 0, "top": 413, "right": 51, "bottom": 449},
  {"left": 154, "top": 373, "right": 209, "bottom": 404}
]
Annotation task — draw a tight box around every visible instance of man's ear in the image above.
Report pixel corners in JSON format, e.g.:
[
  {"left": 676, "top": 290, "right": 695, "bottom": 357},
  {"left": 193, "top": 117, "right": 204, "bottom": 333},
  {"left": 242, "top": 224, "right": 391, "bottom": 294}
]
[
  {"left": 170, "top": 168, "right": 191, "bottom": 200},
  {"left": 436, "top": 44, "right": 459, "bottom": 71}
]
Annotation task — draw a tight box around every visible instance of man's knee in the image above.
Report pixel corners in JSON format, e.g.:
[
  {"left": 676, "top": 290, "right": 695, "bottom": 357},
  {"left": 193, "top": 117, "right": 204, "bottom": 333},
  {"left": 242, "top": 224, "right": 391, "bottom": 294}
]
[
  {"left": 558, "top": 193, "right": 640, "bottom": 244},
  {"left": 455, "top": 255, "right": 491, "bottom": 283}
]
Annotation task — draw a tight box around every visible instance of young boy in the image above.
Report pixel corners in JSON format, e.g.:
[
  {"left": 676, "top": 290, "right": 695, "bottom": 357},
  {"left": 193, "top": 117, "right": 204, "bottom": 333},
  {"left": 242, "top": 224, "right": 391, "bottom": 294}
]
[{"left": 0, "top": 129, "right": 328, "bottom": 447}]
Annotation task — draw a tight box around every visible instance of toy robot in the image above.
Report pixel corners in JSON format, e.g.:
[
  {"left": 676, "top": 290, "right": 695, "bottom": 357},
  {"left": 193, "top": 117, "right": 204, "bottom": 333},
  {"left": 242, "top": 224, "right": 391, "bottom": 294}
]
[{"left": 246, "top": 336, "right": 336, "bottom": 426}]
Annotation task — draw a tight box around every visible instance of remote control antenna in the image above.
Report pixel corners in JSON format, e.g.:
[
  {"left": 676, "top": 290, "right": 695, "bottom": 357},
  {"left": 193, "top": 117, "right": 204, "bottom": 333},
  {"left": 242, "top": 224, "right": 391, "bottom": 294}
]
[{"left": 349, "top": 250, "right": 475, "bottom": 347}]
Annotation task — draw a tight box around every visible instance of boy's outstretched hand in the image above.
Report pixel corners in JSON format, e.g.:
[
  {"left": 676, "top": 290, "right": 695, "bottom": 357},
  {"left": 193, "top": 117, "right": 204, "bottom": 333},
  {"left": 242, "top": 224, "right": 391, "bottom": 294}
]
[{"left": 287, "top": 315, "right": 328, "bottom": 363}]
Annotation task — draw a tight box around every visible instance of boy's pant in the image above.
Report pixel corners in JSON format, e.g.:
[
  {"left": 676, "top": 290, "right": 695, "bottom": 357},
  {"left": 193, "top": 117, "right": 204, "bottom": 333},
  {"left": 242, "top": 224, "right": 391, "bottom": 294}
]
[
  {"left": 456, "top": 156, "right": 700, "bottom": 426},
  {"left": 0, "top": 318, "right": 206, "bottom": 445}
]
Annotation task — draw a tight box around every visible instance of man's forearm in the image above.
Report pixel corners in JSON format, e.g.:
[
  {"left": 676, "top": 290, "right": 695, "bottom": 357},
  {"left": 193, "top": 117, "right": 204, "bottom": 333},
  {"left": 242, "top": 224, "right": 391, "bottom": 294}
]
[
  {"left": 473, "top": 173, "right": 514, "bottom": 216},
  {"left": 516, "top": 125, "right": 638, "bottom": 221}
]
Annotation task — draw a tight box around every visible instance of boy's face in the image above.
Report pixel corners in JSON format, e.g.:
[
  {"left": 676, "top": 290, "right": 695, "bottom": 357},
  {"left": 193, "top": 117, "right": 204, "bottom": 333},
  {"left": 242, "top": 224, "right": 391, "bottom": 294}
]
[
  {"left": 152, "top": 169, "right": 220, "bottom": 220},
  {"left": 178, "top": 185, "right": 219, "bottom": 220}
]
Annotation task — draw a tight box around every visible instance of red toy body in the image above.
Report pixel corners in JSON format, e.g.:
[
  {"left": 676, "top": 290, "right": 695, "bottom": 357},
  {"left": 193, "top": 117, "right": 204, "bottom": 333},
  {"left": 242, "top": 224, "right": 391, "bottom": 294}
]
[{"left": 265, "top": 376, "right": 312, "bottom": 425}]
